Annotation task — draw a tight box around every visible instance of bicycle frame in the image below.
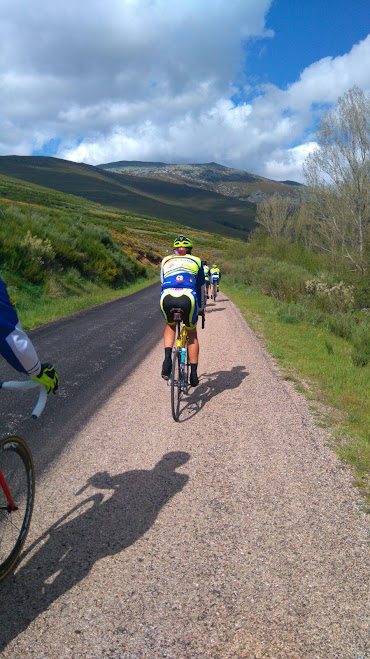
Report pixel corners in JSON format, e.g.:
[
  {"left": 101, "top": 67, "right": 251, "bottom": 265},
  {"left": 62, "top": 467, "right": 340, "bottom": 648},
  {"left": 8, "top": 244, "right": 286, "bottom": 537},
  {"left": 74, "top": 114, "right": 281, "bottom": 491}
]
[{"left": 175, "top": 316, "right": 189, "bottom": 363}]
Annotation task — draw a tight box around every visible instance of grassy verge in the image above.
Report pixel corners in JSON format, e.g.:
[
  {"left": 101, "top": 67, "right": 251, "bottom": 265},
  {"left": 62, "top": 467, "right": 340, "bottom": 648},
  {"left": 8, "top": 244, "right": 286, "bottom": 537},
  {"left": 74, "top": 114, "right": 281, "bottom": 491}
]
[
  {"left": 223, "top": 280, "right": 370, "bottom": 504},
  {"left": 16, "top": 274, "right": 158, "bottom": 330}
]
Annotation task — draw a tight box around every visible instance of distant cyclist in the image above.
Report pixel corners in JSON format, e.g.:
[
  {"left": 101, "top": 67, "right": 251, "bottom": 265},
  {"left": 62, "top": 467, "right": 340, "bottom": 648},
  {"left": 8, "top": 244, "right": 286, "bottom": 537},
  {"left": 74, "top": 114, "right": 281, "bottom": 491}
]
[
  {"left": 202, "top": 260, "right": 210, "bottom": 298},
  {"left": 160, "top": 236, "right": 205, "bottom": 387},
  {"left": 210, "top": 264, "right": 221, "bottom": 294},
  {"left": 0, "top": 275, "right": 59, "bottom": 393}
]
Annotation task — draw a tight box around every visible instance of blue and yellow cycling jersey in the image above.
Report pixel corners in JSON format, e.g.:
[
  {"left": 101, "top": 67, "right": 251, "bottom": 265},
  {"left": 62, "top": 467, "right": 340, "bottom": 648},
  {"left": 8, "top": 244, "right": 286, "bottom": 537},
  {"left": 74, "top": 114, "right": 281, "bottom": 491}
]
[
  {"left": 160, "top": 254, "right": 205, "bottom": 306},
  {"left": 203, "top": 265, "right": 210, "bottom": 281},
  {"left": 0, "top": 276, "right": 40, "bottom": 375},
  {"left": 210, "top": 266, "right": 220, "bottom": 283}
]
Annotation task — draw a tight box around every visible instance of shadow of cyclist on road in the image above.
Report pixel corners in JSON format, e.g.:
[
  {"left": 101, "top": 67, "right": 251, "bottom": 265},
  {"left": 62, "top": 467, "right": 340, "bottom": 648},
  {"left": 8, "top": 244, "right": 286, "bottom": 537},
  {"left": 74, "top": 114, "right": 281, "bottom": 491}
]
[
  {"left": 205, "top": 307, "right": 225, "bottom": 313},
  {"left": 179, "top": 365, "right": 249, "bottom": 422},
  {"left": 0, "top": 451, "right": 190, "bottom": 652}
]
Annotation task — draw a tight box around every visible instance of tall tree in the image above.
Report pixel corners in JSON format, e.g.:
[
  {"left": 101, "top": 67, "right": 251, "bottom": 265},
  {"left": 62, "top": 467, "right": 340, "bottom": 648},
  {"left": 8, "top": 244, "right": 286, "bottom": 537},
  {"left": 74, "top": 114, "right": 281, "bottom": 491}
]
[
  {"left": 303, "top": 86, "right": 369, "bottom": 273},
  {"left": 255, "top": 194, "right": 297, "bottom": 240}
]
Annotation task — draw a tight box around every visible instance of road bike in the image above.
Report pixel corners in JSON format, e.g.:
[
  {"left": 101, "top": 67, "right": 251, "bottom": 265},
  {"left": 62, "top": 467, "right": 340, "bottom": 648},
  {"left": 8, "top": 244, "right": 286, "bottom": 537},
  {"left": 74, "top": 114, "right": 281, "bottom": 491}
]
[
  {"left": 169, "top": 308, "right": 204, "bottom": 422},
  {"left": 0, "top": 380, "right": 47, "bottom": 581}
]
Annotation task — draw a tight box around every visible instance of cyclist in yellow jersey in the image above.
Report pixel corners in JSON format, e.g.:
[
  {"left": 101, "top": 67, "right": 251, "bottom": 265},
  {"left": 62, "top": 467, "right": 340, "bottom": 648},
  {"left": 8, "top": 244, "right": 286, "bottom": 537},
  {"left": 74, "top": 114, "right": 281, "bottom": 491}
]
[
  {"left": 210, "top": 264, "right": 221, "bottom": 292},
  {"left": 160, "top": 236, "right": 205, "bottom": 387}
]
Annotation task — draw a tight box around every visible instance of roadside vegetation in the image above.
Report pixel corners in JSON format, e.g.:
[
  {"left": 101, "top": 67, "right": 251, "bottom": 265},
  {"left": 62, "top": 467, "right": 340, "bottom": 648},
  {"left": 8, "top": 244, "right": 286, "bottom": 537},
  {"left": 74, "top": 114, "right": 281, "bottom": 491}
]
[
  {"left": 0, "top": 175, "right": 228, "bottom": 328},
  {"left": 222, "top": 87, "right": 369, "bottom": 501}
]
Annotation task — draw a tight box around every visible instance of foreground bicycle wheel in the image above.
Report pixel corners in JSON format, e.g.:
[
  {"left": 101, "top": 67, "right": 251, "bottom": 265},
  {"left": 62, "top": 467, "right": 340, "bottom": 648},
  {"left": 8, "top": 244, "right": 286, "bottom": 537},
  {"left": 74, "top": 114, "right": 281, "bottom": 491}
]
[
  {"left": 0, "top": 436, "right": 35, "bottom": 581},
  {"left": 171, "top": 349, "right": 182, "bottom": 421}
]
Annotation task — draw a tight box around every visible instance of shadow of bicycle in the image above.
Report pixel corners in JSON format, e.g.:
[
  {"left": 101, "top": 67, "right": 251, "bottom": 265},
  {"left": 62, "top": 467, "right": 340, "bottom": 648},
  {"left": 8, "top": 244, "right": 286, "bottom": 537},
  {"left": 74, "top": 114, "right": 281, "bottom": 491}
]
[
  {"left": 178, "top": 365, "right": 249, "bottom": 422},
  {"left": 0, "top": 451, "right": 190, "bottom": 652}
]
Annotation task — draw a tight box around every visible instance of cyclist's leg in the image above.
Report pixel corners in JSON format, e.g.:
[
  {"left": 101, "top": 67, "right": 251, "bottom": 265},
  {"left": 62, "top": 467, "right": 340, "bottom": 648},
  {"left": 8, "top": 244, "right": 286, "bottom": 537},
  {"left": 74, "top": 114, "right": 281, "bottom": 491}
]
[
  {"left": 163, "top": 323, "right": 176, "bottom": 349},
  {"left": 184, "top": 291, "right": 200, "bottom": 387},
  {"left": 160, "top": 291, "right": 177, "bottom": 378},
  {"left": 187, "top": 328, "right": 199, "bottom": 363}
]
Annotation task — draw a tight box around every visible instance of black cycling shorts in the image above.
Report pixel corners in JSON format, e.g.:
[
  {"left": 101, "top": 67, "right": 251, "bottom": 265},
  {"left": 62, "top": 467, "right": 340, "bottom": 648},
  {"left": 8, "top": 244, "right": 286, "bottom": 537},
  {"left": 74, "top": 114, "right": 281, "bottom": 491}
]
[{"left": 160, "top": 289, "right": 198, "bottom": 329}]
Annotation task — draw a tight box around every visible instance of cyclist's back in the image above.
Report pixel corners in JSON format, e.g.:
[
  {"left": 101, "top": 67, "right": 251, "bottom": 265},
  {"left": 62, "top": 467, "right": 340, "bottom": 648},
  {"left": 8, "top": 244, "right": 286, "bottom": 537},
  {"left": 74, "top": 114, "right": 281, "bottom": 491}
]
[
  {"left": 160, "top": 236, "right": 205, "bottom": 387},
  {"left": 161, "top": 253, "right": 203, "bottom": 297}
]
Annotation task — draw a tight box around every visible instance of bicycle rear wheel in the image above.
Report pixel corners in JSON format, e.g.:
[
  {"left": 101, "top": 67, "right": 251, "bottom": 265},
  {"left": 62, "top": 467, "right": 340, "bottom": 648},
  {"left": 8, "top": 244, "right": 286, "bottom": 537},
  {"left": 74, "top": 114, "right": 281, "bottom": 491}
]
[
  {"left": 213, "top": 283, "right": 217, "bottom": 301},
  {"left": 0, "top": 436, "right": 35, "bottom": 581},
  {"left": 171, "top": 349, "right": 182, "bottom": 421}
]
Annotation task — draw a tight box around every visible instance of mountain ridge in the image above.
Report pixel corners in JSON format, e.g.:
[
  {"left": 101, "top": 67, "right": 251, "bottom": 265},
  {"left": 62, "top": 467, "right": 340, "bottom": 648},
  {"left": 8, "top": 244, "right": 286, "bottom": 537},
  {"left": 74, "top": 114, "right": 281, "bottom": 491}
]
[{"left": 97, "top": 159, "right": 302, "bottom": 202}]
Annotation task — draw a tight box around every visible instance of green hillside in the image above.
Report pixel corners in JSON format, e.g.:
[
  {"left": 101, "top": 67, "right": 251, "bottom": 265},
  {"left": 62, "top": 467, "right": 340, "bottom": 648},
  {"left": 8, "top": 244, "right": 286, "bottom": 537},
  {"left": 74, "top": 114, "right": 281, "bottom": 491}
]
[
  {"left": 0, "top": 173, "right": 236, "bottom": 327},
  {"left": 0, "top": 156, "right": 256, "bottom": 240}
]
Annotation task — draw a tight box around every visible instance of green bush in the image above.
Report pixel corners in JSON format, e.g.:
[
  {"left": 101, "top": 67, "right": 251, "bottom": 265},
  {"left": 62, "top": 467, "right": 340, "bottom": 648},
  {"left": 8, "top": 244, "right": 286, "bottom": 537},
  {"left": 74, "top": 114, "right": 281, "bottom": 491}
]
[
  {"left": 246, "top": 232, "right": 328, "bottom": 274},
  {"left": 351, "top": 324, "right": 370, "bottom": 367},
  {"left": 327, "top": 313, "right": 355, "bottom": 341},
  {"left": 353, "top": 276, "right": 370, "bottom": 309},
  {"left": 0, "top": 202, "right": 147, "bottom": 290},
  {"left": 277, "top": 303, "right": 305, "bottom": 324},
  {"left": 305, "top": 277, "right": 354, "bottom": 313},
  {"left": 228, "top": 256, "right": 309, "bottom": 301}
]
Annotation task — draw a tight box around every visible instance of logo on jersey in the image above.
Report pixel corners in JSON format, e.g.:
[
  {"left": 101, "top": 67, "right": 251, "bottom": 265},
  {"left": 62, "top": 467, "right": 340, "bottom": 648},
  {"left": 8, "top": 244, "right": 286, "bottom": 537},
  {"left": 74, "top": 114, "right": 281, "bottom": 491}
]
[{"left": 176, "top": 275, "right": 184, "bottom": 282}]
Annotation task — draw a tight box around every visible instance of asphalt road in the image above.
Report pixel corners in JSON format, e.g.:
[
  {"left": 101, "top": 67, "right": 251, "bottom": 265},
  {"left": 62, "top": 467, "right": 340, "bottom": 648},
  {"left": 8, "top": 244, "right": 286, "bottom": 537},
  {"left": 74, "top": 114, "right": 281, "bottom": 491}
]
[{"left": 0, "top": 282, "right": 163, "bottom": 476}]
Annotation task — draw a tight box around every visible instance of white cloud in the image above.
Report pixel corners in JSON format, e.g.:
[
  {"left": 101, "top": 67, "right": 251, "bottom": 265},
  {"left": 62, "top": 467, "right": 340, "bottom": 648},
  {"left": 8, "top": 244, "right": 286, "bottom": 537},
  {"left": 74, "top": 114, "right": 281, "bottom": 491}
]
[
  {"left": 264, "top": 143, "right": 319, "bottom": 182},
  {"left": 58, "top": 34, "right": 370, "bottom": 181},
  {"left": 0, "top": 0, "right": 369, "bottom": 182}
]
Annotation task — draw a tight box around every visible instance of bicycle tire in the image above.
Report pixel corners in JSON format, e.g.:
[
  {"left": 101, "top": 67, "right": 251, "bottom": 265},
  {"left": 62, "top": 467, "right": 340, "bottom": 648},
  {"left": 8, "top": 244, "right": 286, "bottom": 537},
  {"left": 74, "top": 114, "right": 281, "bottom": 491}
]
[
  {"left": 0, "top": 436, "right": 35, "bottom": 581},
  {"left": 171, "top": 349, "right": 182, "bottom": 421},
  {"left": 185, "top": 345, "right": 190, "bottom": 390},
  {"left": 213, "top": 283, "right": 217, "bottom": 301}
]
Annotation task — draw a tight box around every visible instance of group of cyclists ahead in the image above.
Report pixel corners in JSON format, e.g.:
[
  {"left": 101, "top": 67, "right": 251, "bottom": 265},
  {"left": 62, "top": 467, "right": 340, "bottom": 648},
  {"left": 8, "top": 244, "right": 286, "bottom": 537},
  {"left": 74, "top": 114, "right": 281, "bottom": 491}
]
[{"left": 160, "top": 235, "right": 221, "bottom": 388}]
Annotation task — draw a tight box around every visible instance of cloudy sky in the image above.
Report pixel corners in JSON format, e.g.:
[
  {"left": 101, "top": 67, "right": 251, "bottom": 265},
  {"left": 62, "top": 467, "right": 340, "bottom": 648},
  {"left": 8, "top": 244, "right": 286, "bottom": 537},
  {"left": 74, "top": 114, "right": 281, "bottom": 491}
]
[{"left": 1, "top": 0, "right": 369, "bottom": 182}]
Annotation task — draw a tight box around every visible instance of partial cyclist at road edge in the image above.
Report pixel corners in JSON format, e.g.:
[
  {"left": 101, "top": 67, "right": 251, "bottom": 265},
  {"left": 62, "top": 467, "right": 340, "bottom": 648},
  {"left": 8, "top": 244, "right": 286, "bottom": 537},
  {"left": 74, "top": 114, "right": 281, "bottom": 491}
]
[
  {"left": 160, "top": 236, "right": 205, "bottom": 387},
  {"left": 202, "top": 260, "right": 210, "bottom": 299},
  {"left": 0, "top": 275, "right": 59, "bottom": 394}
]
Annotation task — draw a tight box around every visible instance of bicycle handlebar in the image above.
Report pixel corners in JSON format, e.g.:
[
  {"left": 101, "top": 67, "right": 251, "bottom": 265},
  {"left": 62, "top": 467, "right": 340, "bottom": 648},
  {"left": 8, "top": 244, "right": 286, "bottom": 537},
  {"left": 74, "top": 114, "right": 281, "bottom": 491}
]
[{"left": 0, "top": 380, "right": 48, "bottom": 419}]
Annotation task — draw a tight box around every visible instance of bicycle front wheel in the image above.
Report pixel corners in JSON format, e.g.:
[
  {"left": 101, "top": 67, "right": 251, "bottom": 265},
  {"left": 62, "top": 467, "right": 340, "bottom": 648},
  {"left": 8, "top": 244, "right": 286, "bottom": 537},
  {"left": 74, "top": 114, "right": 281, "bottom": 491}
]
[
  {"left": 171, "top": 349, "right": 182, "bottom": 421},
  {"left": 0, "top": 436, "right": 35, "bottom": 581}
]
